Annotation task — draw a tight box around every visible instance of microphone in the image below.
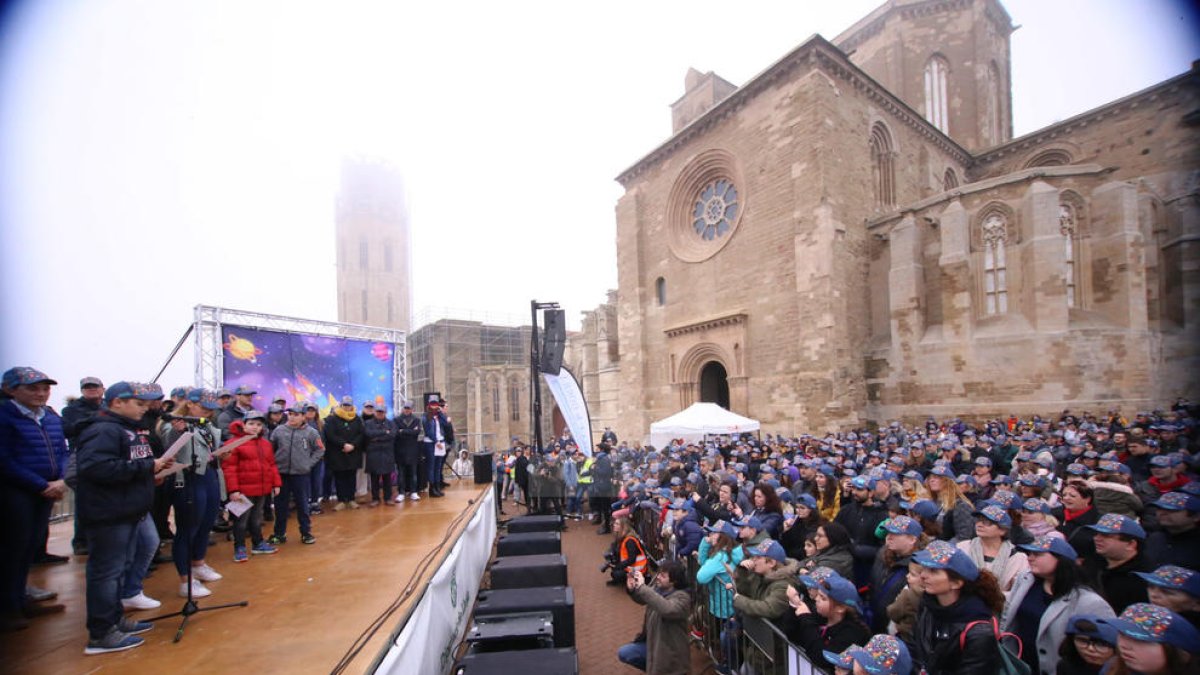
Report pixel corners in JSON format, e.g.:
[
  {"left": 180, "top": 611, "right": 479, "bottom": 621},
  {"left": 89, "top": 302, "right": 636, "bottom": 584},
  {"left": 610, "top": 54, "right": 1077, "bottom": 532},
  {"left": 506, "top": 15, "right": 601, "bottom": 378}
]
[{"left": 162, "top": 413, "right": 208, "bottom": 424}]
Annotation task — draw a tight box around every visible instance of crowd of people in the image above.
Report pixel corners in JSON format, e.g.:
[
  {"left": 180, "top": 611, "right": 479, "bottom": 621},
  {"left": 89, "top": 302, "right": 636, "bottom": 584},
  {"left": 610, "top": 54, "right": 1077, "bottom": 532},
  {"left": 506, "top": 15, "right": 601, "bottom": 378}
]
[
  {"left": 0, "top": 367, "right": 459, "bottom": 655},
  {"left": 493, "top": 407, "right": 1200, "bottom": 675}
]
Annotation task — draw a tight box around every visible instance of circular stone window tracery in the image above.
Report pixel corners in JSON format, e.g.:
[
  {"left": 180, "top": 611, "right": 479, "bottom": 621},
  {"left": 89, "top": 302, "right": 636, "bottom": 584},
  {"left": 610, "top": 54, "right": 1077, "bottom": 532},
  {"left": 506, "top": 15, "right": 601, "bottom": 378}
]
[{"left": 666, "top": 149, "right": 746, "bottom": 262}]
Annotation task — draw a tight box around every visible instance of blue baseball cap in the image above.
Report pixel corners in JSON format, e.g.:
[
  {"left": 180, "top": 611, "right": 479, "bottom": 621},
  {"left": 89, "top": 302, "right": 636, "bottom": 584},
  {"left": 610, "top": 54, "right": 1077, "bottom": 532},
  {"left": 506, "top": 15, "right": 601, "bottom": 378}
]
[
  {"left": 1066, "top": 462, "right": 1092, "bottom": 476},
  {"left": 822, "top": 646, "right": 855, "bottom": 670},
  {"left": 1021, "top": 497, "right": 1053, "bottom": 515},
  {"left": 914, "top": 540, "right": 980, "bottom": 581},
  {"left": 1099, "top": 603, "right": 1200, "bottom": 652},
  {"left": 988, "top": 490, "right": 1024, "bottom": 511},
  {"left": 974, "top": 504, "right": 1013, "bottom": 528},
  {"left": 104, "top": 381, "right": 164, "bottom": 404},
  {"left": 797, "top": 566, "right": 836, "bottom": 589},
  {"left": 846, "top": 634, "right": 912, "bottom": 675},
  {"left": 1135, "top": 565, "right": 1200, "bottom": 597},
  {"left": 1065, "top": 614, "right": 1119, "bottom": 646},
  {"left": 746, "top": 539, "right": 787, "bottom": 563},
  {"left": 670, "top": 498, "right": 693, "bottom": 511},
  {"left": 1, "top": 367, "right": 56, "bottom": 388},
  {"left": 990, "top": 474, "right": 1014, "bottom": 485},
  {"left": 929, "top": 465, "right": 956, "bottom": 479},
  {"left": 1019, "top": 533, "right": 1078, "bottom": 559},
  {"left": 732, "top": 515, "right": 765, "bottom": 532},
  {"left": 850, "top": 475, "right": 877, "bottom": 490},
  {"left": 797, "top": 493, "right": 818, "bottom": 510},
  {"left": 902, "top": 499, "right": 941, "bottom": 520},
  {"left": 1086, "top": 513, "right": 1147, "bottom": 540},
  {"left": 881, "top": 515, "right": 922, "bottom": 536},
  {"left": 819, "top": 573, "right": 862, "bottom": 610},
  {"left": 974, "top": 456, "right": 993, "bottom": 468},
  {"left": 169, "top": 386, "right": 190, "bottom": 399},
  {"left": 902, "top": 470, "right": 923, "bottom": 482},
  {"left": 704, "top": 520, "right": 739, "bottom": 539},
  {"left": 1151, "top": 492, "right": 1200, "bottom": 513},
  {"left": 233, "top": 385, "right": 257, "bottom": 395}
]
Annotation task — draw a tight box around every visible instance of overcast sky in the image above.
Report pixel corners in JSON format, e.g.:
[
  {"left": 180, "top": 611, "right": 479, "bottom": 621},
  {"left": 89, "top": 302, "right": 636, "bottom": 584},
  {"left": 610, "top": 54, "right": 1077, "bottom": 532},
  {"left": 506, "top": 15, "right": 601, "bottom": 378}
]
[{"left": 1, "top": 0, "right": 1197, "bottom": 407}]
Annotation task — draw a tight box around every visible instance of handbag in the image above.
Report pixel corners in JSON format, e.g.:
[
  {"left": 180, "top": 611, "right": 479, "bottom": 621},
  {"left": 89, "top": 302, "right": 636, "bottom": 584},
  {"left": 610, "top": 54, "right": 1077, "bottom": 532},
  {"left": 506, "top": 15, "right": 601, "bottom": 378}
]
[{"left": 958, "top": 616, "right": 1031, "bottom": 675}]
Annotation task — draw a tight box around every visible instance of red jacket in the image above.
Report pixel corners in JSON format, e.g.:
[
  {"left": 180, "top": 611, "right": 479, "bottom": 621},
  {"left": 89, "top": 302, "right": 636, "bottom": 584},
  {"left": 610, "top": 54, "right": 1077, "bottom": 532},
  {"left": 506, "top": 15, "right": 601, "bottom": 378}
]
[{"left": 222, "top": 420, "right": 282, "bottom": 497}]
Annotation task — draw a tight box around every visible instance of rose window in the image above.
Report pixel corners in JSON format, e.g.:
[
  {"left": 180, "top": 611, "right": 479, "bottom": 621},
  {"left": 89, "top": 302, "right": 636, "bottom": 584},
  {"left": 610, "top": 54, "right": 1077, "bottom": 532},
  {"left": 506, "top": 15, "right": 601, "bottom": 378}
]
[{"left": 692, "top": 179, "right": 739, "bottom": 241}]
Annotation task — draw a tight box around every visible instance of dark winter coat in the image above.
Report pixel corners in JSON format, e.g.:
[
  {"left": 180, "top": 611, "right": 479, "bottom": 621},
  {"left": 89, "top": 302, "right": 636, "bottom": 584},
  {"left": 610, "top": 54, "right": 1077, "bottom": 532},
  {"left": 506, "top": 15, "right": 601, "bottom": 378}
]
[
  {"left": 323, "top": 411, "right": 365, "bottom": 472},
  {"left": 393, "top": 413, "right": 421, "bottom": 465},
  {"left": 869, "top": 549, "right": 914, "bottom": 632},
  {"left": 222, "top": 420, "right": 282, "bottom": 497},
  {"left": 60, "top": 396, "right": 102, "bottom": 447},
  {"left": 785, "top": 612, "right": 872, "bottom": 669},
  {"left": 835, "top": 498, "right": 889, "bottom": 566},
  {"left": 912, "top": 593, "right": 1002, "bottom": 675},
  {"left": 671, "top": 510, "right": 704, "bottom": 558},
  {"left": 1091, "top": 553, "right": 1151, "bottom": 614},
  {"left": 590, "top": 451, "right": 615, "bottom": 497},
  {"left": 1145, "top": 526, "right": 1200, "bottom": 568},
  {"left": 363, "top": 416, "right": 397, "bottom": 475},
  {"left": 0, "top": 399, "right": 69, "bottom": 494},
  {"left": 75, "top": 411, "right": 157, "bottom": 526}
]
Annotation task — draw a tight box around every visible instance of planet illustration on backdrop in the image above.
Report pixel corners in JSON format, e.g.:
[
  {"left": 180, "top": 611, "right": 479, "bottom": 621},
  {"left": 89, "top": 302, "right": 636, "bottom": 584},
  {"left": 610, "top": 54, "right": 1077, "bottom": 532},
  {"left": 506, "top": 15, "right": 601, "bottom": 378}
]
[
  {"left": 300, "top": 335, "right": 344, "bottom": 358},
  {"left": 224, "top": 334, "right": 264, "bottom": 364},
  {"left": 371, "top": 343, "right": 392, "bottom": 362}
]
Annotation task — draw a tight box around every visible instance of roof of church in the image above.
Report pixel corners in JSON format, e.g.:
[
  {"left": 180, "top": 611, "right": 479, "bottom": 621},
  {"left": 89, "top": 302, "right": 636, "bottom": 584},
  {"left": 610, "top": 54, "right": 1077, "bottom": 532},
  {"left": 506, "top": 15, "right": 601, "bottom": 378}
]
[{"left": 833, "top": 0, "right": 1013, "bottom": 53}]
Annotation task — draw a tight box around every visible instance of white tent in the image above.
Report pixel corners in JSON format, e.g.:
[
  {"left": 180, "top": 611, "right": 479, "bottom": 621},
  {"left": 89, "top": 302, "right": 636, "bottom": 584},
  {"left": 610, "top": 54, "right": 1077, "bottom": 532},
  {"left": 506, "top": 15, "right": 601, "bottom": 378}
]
[{"left": 648, "top": 402, "right": 760, "bottom": 448}]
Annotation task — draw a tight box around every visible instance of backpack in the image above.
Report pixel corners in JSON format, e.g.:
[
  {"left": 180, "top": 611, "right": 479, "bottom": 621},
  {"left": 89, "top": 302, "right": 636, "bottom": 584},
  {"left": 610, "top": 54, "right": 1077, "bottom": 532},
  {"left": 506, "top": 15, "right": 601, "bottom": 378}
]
[{"left": 958, "top": 616, "right": 1031, "bottom": 675}]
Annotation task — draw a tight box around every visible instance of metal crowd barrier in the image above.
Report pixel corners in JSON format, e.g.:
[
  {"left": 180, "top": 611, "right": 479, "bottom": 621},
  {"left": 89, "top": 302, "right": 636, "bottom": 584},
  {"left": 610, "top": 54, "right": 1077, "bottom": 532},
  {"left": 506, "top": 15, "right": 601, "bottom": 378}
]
[
  {"left": 50, "top": 488, "right": 75, "bottom": 523},
  {"left": 628, "top": 506, "right": 820, "bottom": 675}
]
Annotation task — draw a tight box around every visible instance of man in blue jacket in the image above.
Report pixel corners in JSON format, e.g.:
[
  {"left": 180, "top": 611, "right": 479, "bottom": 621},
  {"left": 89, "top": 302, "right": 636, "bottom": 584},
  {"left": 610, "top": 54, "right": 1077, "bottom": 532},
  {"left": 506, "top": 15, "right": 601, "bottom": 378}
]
[
  {"left": 76, "top": 382, "right": 174, "bottom": 654},
  {"left": 0, "top": 367, "right": 70, "bottom": 633}
]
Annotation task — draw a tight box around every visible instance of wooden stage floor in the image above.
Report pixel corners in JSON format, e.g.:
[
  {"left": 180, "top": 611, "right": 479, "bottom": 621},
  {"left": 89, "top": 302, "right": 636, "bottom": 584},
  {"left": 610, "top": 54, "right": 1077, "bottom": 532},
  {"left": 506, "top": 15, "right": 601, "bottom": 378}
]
[{"left": 2, "top": 481, "right": 490, "bottom": 675}]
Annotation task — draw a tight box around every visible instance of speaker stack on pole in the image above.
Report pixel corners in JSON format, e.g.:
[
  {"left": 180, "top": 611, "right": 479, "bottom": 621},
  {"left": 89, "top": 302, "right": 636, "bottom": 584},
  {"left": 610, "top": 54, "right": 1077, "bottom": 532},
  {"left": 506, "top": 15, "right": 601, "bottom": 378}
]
[{"left": 453, "top": 510, "right": 577, "bottom": 674}]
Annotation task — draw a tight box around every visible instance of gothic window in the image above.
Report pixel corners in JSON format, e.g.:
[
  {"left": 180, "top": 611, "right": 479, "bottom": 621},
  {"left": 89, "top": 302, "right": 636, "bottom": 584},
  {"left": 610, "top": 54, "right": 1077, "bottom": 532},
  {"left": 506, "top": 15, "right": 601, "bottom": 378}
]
[
  {"left": 1025, "top": 149, "right": 1073, "bottom": 168},
  {"left": 924, "top": 55, "right": 950, "bottom": 134},
  {"left": 692, "top": 179, "right": 739, "bottom": 241},
  {"left": 384, "top": 241, "right": 394, "bottom": 272},
  {"left": 655, "top": 277, "right": 666, "bottom": 306},
  {"left": 943, "top": 168, "right": 959, "bottom": 191},
  {"left": 359, "top": 239, "right": 369, "bottom": 270},
  {"left": 492, "top": 381, "right": 500, "bottom": 423},
  {"left": 510, "top": 382, "right": 521, "bottom": 421},
  {"left": 1060, "top": 203, "right": 1079, "bottom": 308},
  {"left": 870, "top": 123, "right": 896, "bottom": 208},
  {"left": 985, "top": 63, "right": 1003, "bottom": 145},
  {"left": 982, "top": 214, "right": 1008, "bottom": 314}
]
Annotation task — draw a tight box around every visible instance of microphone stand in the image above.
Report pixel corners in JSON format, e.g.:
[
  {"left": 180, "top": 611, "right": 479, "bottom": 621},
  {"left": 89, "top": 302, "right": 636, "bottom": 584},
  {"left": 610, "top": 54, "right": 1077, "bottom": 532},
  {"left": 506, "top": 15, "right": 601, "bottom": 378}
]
[{"left": 148, "top": 420, "right": 247, "bottom": 642}]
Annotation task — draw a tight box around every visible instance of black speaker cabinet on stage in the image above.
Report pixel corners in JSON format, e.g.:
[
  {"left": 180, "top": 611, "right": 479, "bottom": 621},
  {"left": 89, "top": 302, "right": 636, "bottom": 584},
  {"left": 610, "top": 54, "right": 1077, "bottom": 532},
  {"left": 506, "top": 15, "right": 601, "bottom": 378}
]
[
  {"left": 489, "top": 553, "right": 568, "bottom": 589},
  {"left": 451, "top": 647, "right": 578, "bottom": 675},
  {"left": 506, "top": 514, "right": 562, "bottom": 533},
  {"left": 473, "top": 451, "right": 494, "bottom": 484},
  {"left": 465, "top": 612, "right": 555, "bottom": 653},
  {"left": 474, "top": 586, "right": 575, "bottom": 647},
  {"left": 496, "top": 531, "right": 561, "bottom": 557},
  {"left": 538, "top": 309, "right": 566, "bottom": 374}
]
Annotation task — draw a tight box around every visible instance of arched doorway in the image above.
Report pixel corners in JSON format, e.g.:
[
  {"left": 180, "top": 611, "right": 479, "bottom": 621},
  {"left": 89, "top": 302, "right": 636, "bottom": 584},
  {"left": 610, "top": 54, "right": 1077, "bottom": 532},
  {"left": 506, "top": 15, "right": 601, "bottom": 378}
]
[{"left": 699, "top": 361, "right": 730, "bottom": 409}]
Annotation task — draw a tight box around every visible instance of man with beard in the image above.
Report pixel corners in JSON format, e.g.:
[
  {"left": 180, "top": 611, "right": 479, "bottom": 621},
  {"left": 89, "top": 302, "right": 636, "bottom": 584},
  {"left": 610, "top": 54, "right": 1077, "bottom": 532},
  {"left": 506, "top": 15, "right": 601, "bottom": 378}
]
[{"left": 835, "top": 475, "right": 889, "bottom": 586}]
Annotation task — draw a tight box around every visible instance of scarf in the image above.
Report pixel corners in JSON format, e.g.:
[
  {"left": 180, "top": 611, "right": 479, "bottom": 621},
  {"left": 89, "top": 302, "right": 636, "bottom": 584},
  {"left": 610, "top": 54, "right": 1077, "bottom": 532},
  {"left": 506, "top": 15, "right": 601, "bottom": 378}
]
[
  {"left": 1149, "top": 474, "right": 1190, "bottom": 494},
  {"left": 1064, "top": 505, "right": 1093, "bottom": 522},
  {"left": 334, "top": 406, "right": 358, "bottom": 421},
  {"left": 965, "top": 538, "right": 1013, "bottom": 580}
]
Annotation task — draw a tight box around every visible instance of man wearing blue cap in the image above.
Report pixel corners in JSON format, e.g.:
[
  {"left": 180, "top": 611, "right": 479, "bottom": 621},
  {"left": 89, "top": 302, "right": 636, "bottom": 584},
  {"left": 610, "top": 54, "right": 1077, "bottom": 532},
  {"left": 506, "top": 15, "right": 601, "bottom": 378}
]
[
  {"left": 835, "top": 475, "right": 888, "bottom": 587},
  {"left": 1145, "top": 492, "right": 1200, "bottom": 568},
  {"left": 77, "top": 382, "right": 176, "bottom": 653},
  {"left": 0, "top": 367, "right": 70, "bottom": 632},
  {"left": 216, "top": 385, "right": 258, "bottom": 434},
  {"left": 1087, "top": 513, "right": 1152, "bottom": 613}
]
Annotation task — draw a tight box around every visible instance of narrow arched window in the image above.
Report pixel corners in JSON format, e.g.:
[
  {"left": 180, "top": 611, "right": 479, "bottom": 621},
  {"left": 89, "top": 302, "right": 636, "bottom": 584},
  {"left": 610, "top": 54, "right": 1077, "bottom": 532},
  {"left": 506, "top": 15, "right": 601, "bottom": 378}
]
[
  {"left": 985, "top": 63, "right": 1003, "bottom": 145},
  {"left": 492, "top": 381, "right": 500, "bottom": 423},
  {"left": 924, "top": 55, "right": 949, "bottom": 134},
  {"left": 870, "top": 123, "right": 896, "bottom": 208},
  {"left": 982, "top": 214, "right": 1008, "bottom": 314},
  {"left": 943, "top": 168, "right": 959, "bottom": 191},
  {"left": 655, "top": 277, "right": 666, "bottom": 306},
  {"left": 1060, "top": 204, "right": 1078, "bottom": 308}
]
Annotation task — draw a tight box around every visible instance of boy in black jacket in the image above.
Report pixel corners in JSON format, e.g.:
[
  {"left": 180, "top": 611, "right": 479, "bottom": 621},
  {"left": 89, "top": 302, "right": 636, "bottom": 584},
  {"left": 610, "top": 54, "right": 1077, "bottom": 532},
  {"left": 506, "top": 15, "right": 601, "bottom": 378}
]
[{"left": 76, "top": 382, "right": 174, "bottom": 655}]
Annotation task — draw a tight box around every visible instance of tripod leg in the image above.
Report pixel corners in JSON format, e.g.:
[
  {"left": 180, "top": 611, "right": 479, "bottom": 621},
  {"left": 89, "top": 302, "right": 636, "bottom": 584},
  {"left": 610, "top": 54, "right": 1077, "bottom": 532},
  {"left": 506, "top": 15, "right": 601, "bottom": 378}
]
[{"left": 174, "top": 613, "right": 190, "bottom": 643}]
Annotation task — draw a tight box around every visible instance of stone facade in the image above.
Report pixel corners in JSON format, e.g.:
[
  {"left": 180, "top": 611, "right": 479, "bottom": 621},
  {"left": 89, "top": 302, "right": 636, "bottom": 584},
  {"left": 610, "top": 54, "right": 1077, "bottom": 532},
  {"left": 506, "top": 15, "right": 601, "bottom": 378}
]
[{"left": 566, "top": 0, "right": 1199, "bottom": 440}]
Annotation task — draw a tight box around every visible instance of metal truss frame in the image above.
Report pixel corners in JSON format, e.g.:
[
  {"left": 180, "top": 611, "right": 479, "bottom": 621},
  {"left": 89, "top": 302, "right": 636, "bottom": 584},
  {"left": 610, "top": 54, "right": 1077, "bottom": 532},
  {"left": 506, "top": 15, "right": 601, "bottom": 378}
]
[{"left": 192, "top": 305, "right": 407, "bottom": 404}]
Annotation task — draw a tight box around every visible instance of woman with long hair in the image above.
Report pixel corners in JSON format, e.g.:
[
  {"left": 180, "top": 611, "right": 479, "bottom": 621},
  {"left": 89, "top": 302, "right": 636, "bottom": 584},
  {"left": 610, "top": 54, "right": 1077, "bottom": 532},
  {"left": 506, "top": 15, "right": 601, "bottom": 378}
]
[
  {"left": 695, "top": 521, "right": 744, "bottom": 673},
  {"left": 901, "top": 470, "right": 932, "bottom": 503},
  {"left": 955, "top": 504, "right": 1028, "bottom": 591},
  {"left": 870, "top": 515, "right": 929, "bottom": 632},
  {"left": 780, "top": 493, "right": 823, "bottom": 561},
  {"left": 1000, "top": 535, "right": 1115, "bottom": 675},
  {"left": 1099, "top": 603, "right": 1200, "bottom": 675},
  {"left": 692, "top": 480, "right": 738, "bottom": 525},
  {"left": 748, "top": 483, "right": 784, "bottom": 540},
  {"left": 163, "top": 389, "right": 225, "bottom": 599},
  {"left": 784, "top": 570, "right": 872, "bottom": 666},
  {"left": 911, "top": 540, "right": 1006, "bottom": 674},
  {"left": 809, "top": 469, "right": 841, "bottom": 522},
  {"left": 1020, "top": 497, "right": 1063, "bottom": 539},
  {"left": 926, "top": 466, "right": 975, "bottom": 543},
  {"left": 1060, "top": 484, "right": 1100, "bottom": 560},
  {"left": 799, "top": 522, "right": 854, "bottom": 579}
]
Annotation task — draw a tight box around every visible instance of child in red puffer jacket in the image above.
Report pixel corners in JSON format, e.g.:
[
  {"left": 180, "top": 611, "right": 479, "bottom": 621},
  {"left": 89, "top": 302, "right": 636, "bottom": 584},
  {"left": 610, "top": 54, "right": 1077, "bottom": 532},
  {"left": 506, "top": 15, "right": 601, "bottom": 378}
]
[{"left": 223, "top": 412, "right": 282, "bottom": 562}]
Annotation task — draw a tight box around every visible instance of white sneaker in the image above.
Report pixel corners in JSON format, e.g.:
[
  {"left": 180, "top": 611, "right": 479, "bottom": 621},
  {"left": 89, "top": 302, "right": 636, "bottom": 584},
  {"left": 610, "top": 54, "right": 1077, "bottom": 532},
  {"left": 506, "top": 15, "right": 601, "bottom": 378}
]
[
  {"left": 394, "top": 493, "right": 405, "bottom": 503},
  {"left": 192, "top": 564, "right": 223, "bottom": 582},
  {"left": 180, "top": 580, "right": 212, "bottom": 598},
  {"left": 121, "top": 592, "right": 161, "bottom": 611},
  {"left": 409, "top": 492, "right": 420, "bottom": 501}
]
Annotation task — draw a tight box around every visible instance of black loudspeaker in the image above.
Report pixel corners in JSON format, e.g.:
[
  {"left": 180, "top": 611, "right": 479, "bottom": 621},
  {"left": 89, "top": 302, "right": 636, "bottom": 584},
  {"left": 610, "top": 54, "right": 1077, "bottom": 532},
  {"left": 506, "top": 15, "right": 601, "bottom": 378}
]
[
  {"left": 539, "top": 309, "right": 566, "bottom": 374},
  {"left": 506, "top": 514, "right": 562, "bottom": 533},
  {"left": 474, "top": 586, "right": 575, "bottom": 648},
  {"left": 473, "top": 452, "right": 494, "bottom": 485},
  {"left": 451, "top": 647, "right": 578, "bottom": 674},
  {"left": 497, "top": 531, "right": 561, "bottom": 557},
  {"left": 465, "top": 612, "right": 555, "bottom": 653},
  {"left": 489, "top": 553, "right": 568, "bottom": 589}
]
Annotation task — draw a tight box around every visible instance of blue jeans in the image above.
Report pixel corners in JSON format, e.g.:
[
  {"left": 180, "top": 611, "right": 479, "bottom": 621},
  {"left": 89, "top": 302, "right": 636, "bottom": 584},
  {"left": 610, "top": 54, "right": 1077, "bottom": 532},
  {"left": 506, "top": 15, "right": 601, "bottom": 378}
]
[
  {"left": 617, "top": 641, "right": 647, "bottom": 671},
  {"left": 429, "top": 452, "right": 445, "bottom": 487},
  {"left": 84, "top": 520, "right": 138, "bottom": 639},
  {"left": 274, "top": 474, "right": 312, "bottom": 538},
  {"left": 121, "top": 515, "right": 159, "bottom": 598},
  {"left": 309, "top": 459, "right": 325, "bottom": 501},
  {"left": 171, "top": 469, "right": 219, "bottom": 577}
]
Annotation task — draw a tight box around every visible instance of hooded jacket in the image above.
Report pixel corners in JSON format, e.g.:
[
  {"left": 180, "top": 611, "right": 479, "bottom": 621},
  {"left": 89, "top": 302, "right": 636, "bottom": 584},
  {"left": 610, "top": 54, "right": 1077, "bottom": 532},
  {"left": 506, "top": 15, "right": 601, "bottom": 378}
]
[
  {"left": 270, "top": 422, "right": 324, "bottom": 475},
  {"left": 630, "top": 584, "right": 692, "bottom": 675},
  {"left": 222, "top": 419, "right": 282, "bottom": 498},
  {"left": 912, "top": 592, "right": 1002, "bottom": 675},
  {"left": 75, "top": 411, "right": 156, "bottom": 526},
  {"left": 323, "top": 408, "right": 365, "bottom": 472}
]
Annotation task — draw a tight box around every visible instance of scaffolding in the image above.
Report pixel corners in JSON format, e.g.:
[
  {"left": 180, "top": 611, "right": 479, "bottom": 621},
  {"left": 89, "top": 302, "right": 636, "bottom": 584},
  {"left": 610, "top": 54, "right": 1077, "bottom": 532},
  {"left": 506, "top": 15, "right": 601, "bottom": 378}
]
[{"left": 193, "top": 305, "right": 407, "bottom": 404}]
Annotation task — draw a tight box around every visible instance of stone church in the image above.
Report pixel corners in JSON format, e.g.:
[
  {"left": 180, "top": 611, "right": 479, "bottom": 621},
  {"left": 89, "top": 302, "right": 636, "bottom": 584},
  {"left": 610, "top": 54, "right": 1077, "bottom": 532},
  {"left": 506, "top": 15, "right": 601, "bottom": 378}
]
[{"left": 561, "top": 0, "right": 1199, "bottom": 440}]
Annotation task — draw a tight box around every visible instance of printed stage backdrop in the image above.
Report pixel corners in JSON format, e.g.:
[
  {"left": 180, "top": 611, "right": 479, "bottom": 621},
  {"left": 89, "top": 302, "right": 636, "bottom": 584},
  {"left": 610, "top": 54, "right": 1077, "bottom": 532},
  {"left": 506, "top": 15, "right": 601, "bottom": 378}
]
[{"left": 221, "top": 325, "right": 396, "bottom": 415}]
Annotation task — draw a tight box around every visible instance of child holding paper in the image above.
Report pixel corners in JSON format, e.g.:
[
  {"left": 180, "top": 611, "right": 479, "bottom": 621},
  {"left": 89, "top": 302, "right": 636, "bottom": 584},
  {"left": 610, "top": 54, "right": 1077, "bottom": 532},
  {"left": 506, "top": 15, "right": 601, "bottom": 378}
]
[{"left": 222, "top": 411, "right": 282, "bottom": 562}]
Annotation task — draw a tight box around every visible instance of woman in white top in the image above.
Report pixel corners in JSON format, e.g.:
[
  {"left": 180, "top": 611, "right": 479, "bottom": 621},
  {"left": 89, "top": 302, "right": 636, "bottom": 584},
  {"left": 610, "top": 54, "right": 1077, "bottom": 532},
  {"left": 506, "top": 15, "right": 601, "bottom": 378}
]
[
  {"left": 955, "top": 503, "right": 1028, "bottom": 591},
  {"left": 451, "top": 450, "right": 473, "bottom": 479}
]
